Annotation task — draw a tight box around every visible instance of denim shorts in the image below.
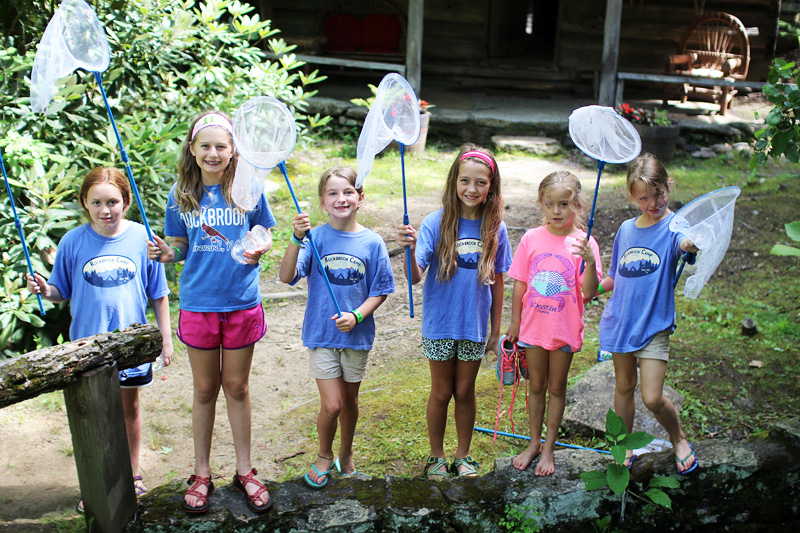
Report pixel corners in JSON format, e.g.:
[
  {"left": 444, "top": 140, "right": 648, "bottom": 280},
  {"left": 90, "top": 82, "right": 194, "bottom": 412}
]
[
  {"left": 177, "top": 304, "right": 266, "bottom": 350},
  {"left": 517, "top": 340, "right": 576, "bottom": 354}
]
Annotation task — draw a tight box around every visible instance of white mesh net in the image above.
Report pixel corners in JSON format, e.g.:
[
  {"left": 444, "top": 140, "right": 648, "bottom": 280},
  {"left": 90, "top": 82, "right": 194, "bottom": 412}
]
[
  {"left": 568, "top": 106, "right": 642, "bottom": 164},
  {"left": 669, "top": 186, "right": 741, "bottom": 299},
  {"left": 30, "top": 0, "right": 110, "bottom": 113},
  {"left": 356, "top": 73, "right": 421, "bottom": 187},
  {"left": 231, "top": 96, "right": 296, "bottom": 209}
]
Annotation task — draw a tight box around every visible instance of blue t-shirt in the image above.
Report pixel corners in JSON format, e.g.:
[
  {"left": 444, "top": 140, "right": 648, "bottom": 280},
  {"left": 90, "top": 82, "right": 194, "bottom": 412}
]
[
  {"left": 599, "top": 213, "right": 686, "bottom": 353},
  {"left": 416, "top": 209, "right": 513, "bottom": 343},
  {"left": 164, "top": 184, "right": 276, "bottom": 312},
  {"left": 49, "top": 221, "right": 169, "bottom": 378},
  {"left": 290, "top": 224, "right": 395, "bottom": 350}
]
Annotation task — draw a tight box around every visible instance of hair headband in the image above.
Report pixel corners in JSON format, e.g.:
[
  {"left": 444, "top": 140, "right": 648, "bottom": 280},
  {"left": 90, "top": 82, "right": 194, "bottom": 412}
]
[
  {"left": 460, "top": 150, "right": 495, "bottom": 174},
  {"left": 191, "top": 113, "right": 233, "bottom": 140}
]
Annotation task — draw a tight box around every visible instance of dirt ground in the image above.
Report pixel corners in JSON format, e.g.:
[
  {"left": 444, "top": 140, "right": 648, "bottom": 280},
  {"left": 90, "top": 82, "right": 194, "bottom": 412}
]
[{"left": 0, "top": 144, "right": 788, "bottom": 524}]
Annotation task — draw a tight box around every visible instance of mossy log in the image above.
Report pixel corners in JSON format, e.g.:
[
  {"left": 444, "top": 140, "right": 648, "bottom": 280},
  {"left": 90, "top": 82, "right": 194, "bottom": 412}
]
[{"left": 0, "top": 323, "right": 161, "bottom": 409}]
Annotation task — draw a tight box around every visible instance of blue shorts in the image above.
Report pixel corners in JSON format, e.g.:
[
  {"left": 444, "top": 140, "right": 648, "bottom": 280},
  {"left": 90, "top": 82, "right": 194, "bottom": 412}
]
[{"left": 517, "top": 341, "right": 576, "bottom": 354}]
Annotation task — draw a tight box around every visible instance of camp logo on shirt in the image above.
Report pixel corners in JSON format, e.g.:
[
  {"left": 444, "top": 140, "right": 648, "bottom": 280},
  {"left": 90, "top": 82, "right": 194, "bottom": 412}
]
[
  {"left": 618, "top": 247, "right": 661, "bottom": 277},
  {"left": 322, "top": 254, "right": 366, "bottom": 286},
  {"left": 455, "top": 238, "right": 482, "bottom": 269},
  {"left": 83, "top": 255, "right": 136, "bottom": 287}
]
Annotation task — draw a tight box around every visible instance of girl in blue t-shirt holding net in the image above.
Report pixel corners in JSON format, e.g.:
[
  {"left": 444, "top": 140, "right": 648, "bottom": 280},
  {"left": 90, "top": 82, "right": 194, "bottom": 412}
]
[
  {"left": 148, "top": 111, "right": 276, "bottom": 513},
  {"left": 598, "top": 153, "right": 699, "bottom": 474},
  {"left": 27, "top": 167, "right": 173, "bottom": 511},
  {"left": 279, "top": 166, "right": 394, "bottom": 489},
  {"left": 397, "top": 144, "right": 512, "bottom": 478}
]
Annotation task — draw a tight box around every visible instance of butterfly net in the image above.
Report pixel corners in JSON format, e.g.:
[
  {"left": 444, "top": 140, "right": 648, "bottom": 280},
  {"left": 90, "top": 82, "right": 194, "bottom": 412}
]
[
  {"left": 231, "top": 96, "right": 297, "bottom": 210},
  {"left": 669, "top": 186, "right": 741, "bottom": 299},
  {"left": 356, "top": 73, "right": 421, "bottom": 187},
  {"left": 568, "top": 106, "right": 642, "bottom": 164},
  {"left": 30, "top": 0, "right": 110, "bottom": 113}
]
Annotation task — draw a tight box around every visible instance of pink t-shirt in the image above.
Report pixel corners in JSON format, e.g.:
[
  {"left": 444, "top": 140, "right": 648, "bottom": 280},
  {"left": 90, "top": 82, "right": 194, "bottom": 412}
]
[{"left": 508, "top": 226, "right": 602, "bottom": 351}]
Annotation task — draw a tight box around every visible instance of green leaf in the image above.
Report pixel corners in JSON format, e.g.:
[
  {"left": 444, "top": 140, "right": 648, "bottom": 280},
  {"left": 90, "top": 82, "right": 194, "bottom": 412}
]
[
  {"left": 623, "top": 431, "right": 654, "bottom": 450},
  {"left": 785, "top": 221, "right": 800, "bottom": 242},
  {"left": 580, "top": 470, "right": 608, "bottom": 490},
  {"left": 770, "top": 244, "right": 800, "bottom": 257},
  {"left": 649, "top": 476, "right": 680, "bottom": 489},
  {"left": 607, "top": 463, "right": 630, "bottom": 496},
  {"left": 772, "top": 129, "right": 791, "bottom": 155},
  {"left": 645, "top": 488, "right": 672, "bottom": 509},
  {"left": 605, "top": 409, "right": 626, "bottom": 437},
  {"left": 611, "top": 445, "right": 627, "bottom": 465}
]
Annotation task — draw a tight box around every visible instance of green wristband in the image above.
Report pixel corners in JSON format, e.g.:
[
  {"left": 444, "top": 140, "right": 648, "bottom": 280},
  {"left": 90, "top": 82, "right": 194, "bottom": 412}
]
[
  {"left": 351, "top": 309, "right": 363, "bottom": 323},
  {"left": 171, "top": 246, "right": 182, "bottom": 262},
  {"left": 290, "top": 233, "right": 304, "bottom": 246},
  {"left": 597, "top": 284, "right": 605, "bottom": 296}
]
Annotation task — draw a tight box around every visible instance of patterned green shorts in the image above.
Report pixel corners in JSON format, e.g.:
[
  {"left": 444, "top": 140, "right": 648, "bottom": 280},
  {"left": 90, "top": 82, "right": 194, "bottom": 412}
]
[{"left": 422, "top": 337, "right": 485, "bottom": 362}]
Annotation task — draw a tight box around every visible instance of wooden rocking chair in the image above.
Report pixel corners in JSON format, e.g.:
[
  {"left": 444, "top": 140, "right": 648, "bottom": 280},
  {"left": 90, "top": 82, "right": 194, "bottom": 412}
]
[{"left": 664, "top": 12, "right": 750, "bottom": 115}]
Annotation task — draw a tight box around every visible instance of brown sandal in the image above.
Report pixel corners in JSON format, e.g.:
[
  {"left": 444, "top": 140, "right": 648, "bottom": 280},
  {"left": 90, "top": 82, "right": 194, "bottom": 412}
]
[
  {"left": 233, "top": 468, "right": 273, "bottom": 513},
  {"left": 182, "top": 474, "right": 215, "bottom": 513}
]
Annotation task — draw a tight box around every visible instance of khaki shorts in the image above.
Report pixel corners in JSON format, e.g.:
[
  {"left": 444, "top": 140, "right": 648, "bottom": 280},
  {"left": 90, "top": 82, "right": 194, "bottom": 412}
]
[
  {"left": 614, "top": 330, "right": 671, "bottom": 362},
  {"left": 308, "top": 347, "right": 370, "bottom": 382}
]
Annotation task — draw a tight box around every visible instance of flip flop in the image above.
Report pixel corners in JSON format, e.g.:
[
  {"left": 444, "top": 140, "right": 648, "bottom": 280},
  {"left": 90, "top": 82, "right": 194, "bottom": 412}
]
[
  {"left": 676, "top": 442, "right": 699, "bottom": 475},
  {"left": 334, "top": 457, "right": 357, "bottom": 477},
  {"left": 304, "top": 463, "right": 332, "bottom": 489},
  {"left": 625, "top": 454, "right": 637, "bottom": 470}
]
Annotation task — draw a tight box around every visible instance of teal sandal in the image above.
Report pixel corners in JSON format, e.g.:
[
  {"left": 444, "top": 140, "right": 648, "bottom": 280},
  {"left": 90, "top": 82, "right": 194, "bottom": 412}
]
[
  {"left": 423, "top": 455, "right": 450, "bottom": 479},
  {"left": 451, "top": 455, "right": 479, "bottom": 477},
  {"left": 304, "top": 455, "right": 333, "bottom": 489},
  {"left": 334, "top": 457, "right": 358, "bottom": 477}
]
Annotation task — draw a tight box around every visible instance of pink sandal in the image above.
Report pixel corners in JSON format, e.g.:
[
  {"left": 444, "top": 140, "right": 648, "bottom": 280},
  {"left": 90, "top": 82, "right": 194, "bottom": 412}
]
[
  {"left": 182, "top": 474, "right": 214, "bottom": 514},
  {"left": 233, "top": 468, "right": 272, "bottom": 513}
]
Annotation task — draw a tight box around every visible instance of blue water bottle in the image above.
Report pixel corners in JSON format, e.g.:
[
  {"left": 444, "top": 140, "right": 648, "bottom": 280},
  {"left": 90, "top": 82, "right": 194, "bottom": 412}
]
[{"left": 597, "top": 349, "right": 612, "bottom": 362}]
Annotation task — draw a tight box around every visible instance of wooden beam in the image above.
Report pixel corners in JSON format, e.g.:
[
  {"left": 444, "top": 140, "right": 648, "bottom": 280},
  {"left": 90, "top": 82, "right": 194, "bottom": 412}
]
[
  {"left": 0, "top": 323, "right": 161, "bottom": 408},
  {"left": 64, "top": 363, "right": 137, "bottom": 532},
  {"left": 406, "top": 0, "right": 424, "bottom": 92},
  {"left": 617, "top": 71, "right": 767, "bottom": 89},
  {"left": 598, "top": 0, "right": 623, "bottom": 106},
  {"left": 266, "top": 52, "right": 405, "bottom": 74}
]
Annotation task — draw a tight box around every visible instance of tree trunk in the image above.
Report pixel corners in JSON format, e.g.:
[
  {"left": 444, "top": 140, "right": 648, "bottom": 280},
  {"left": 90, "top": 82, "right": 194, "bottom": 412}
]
[{"left": 0, "top": 323, "right": 161, "bottom": 409}]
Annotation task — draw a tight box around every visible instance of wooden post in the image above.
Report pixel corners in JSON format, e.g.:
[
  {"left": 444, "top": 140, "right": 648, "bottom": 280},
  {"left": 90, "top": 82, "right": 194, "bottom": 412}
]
[
  {"left": 598, "top": 0, "right": 623, "bottom": 106},
  {"left": 406, "top": 0, "right": 424, "bottom": 92},
  {"left": 64, "top": 363, "right": 136, "bottom": 532}
]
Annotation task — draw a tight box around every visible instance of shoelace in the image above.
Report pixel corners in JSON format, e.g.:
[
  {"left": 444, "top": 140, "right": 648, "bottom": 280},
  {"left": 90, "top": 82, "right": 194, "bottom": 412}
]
[{"left": 494, "top": 343, "right": 520, "bottom": 441}]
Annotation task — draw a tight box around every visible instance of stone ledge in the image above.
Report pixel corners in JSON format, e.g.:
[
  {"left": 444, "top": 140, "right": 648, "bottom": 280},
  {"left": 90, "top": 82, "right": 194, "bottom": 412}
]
[{"left": 130, "top": 421, "right": 800, "bottom": 532}]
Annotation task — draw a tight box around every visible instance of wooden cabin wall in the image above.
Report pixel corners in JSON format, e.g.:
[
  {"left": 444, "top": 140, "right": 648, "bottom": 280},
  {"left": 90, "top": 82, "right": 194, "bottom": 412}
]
[
  {"left": 421, "top": 0, "right": 489, "bottom": 61},
  {"left": 260, "top": 0, "right": 326, "bottom": 46},
  {"left": 622, "top": 1, "right": 777, "bottom": 81}
]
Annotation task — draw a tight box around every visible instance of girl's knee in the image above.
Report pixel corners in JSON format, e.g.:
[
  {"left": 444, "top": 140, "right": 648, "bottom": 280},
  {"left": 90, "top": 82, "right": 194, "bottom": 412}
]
[
  {"left": 615, "top": 378, "right": 637, "bottom": 396},
  {"left": 528, "top": 379, "right": 548, "bottom": 396},
  {"left": 221, "top": 380, "right": 249, "bottom": 403},
  {"left": 320, "top": 399, "right": 343, "bottom": 419},
  {"left": 641, "top": 391, "right": 666, "bottom": 412}
]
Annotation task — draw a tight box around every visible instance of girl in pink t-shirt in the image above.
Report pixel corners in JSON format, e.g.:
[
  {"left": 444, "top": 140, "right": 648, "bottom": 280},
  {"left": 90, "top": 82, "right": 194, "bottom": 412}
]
[{"left": 505, "top": 171, "right": 602, "bottom": 475}]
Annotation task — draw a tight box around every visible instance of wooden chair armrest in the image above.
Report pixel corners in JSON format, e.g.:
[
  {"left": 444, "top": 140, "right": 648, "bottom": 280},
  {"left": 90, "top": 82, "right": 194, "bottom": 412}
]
[
  {"left": 721, "top": 57, "right": 742, "bottom": 76},
  {"left": 667, "top": 53, "right": 697, "bottom": 71}
]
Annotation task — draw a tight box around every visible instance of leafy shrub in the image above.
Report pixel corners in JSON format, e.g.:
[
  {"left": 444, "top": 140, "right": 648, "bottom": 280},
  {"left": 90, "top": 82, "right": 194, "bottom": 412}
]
[{"left": 0, "top": 0, "right": 330, "bottom": 356}]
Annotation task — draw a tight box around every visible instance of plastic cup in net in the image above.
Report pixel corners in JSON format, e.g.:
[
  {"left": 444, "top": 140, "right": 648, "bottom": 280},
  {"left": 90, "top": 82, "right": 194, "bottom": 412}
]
[
  {"left": 231, "top": 96, "right": 297, "bottom": 209},
  {"left": 231, "top": 225, "right": 272, "bottom": 265},
  {"left": 669, "top": 186, "right": 741, "bottom": 299},
  {"left": 356, "top": 73, "right": 421, "bottom": 187},
  {"left": 568, "top": 106, "right": 642, "bottom": 164},
  {"left": 31, "top": 0, "right": 110, "bottom": 113}
]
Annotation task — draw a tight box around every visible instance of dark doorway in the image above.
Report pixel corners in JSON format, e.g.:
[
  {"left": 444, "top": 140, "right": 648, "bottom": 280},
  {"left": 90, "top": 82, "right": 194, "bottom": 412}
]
[{"left": 488, "top": 0, "right": 559, "bottom": 63}]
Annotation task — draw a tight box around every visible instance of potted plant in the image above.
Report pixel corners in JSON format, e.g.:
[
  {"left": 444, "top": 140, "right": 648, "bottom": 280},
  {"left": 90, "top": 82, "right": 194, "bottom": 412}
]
[
  {"left": 616, "top": 103, "right": 681, "bottom": 161},
  {"left": 408, "top": 99, "right": 434, "bottom": 154}
]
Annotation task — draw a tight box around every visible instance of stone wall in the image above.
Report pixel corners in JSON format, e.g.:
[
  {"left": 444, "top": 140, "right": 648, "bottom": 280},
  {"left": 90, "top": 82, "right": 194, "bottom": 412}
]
[{"left": 130, "top": 419, "right": 800, "bottom": 532}]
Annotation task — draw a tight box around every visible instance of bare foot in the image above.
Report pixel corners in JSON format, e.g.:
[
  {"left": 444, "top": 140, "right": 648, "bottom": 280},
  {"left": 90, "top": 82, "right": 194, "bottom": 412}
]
[
  {"left": 512, "top": 442, "right": 542, "bottom": 471},
  {"left": 675, "top": 439, "right": 696, "bottom": 473},
  {"left": 308, "top": 454, "right": 333, "bottom": 484},
  {"left": 534, "top": 451, "right": 555, "bottom": 476}
]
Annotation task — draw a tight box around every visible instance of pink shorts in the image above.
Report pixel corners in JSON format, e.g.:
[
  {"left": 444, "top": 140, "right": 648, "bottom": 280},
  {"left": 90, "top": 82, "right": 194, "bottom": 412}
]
[{"left": 177, "top": 305, "right": 266, "bottom": 350}]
